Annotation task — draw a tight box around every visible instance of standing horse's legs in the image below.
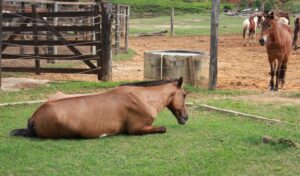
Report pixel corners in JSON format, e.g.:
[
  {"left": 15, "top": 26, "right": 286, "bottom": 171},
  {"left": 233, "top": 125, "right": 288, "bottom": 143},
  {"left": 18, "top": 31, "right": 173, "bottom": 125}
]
[
  {"left": 243, "top": 26, "right": 247, "bottom": 46},
  {"left": 128, "top": 126, "right": 166, "bottom": 135},
  {"left": 269, "top": 59, "right": 275, "bottom": 91},
  {"left": 252, "top": 30, "right": 256, "bottom": 45},
  {"left": 279, "top": 58, "right": 288, "bottom": 89},
  {"left": 248, "top": 32, "right": 251, "bottom": 46},
  {"left": 275, "top": 60, "right": 283, "bottom": 91}
]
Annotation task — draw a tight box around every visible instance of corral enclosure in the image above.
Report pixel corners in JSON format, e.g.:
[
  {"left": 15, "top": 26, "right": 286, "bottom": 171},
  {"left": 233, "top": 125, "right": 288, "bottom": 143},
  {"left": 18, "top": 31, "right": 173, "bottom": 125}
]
[{"left": 0, "top": 0, "right": 130, "bottom": 84}]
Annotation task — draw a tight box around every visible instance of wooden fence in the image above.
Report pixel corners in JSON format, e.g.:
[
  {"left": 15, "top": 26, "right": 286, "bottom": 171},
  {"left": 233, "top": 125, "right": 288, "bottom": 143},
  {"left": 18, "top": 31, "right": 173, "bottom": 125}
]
[{"left": 0, "top": 1, "right": 130, "bottom": 87}]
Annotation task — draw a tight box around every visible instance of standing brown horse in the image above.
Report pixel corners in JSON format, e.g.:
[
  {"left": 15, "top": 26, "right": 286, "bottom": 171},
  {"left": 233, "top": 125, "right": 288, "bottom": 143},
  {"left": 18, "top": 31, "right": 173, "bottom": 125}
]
[
  {"left": 11, "top": 78, "right": 188, "bottom": 139},
  {"left": 259, "top": 12, "right": 292, "bottom": 91},
  {"left": 293, "top": 17, "right": 300, "bottom": 50}
]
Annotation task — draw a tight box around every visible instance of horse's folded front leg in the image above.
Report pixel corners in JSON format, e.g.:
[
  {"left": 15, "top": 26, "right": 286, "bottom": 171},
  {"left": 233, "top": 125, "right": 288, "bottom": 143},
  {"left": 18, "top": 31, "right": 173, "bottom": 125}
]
[{"left": 128, "top": 126, "right": 166, "bottom": 135}]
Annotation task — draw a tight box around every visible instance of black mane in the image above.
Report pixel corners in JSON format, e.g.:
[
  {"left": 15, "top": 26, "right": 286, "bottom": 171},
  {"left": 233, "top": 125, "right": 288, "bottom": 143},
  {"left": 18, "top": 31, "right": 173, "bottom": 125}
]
[{"left": 120, "top": 79, "right": 178, "bottom": 87}]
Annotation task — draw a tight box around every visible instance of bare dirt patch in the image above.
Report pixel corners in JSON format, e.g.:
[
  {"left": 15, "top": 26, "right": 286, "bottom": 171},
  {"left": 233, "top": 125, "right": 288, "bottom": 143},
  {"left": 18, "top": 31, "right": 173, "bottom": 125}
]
[
  {"left": 1, "top": 78, "right": 49, "bottom": 91},
  {"left": 3, "top": 35, "right": 300, "bottom": 91}
]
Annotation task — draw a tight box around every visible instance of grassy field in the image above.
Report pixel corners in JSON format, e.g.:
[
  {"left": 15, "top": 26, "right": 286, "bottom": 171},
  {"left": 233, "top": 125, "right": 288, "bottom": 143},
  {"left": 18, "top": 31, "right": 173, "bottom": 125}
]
[
  {"left": 0, "top": 82, "right": 299, "bottom": 175},
  {"left": 130, "top": 13, "right": 246, "bottom": 36},
  {"left": 109, "top": 0, "right": 215, "bottom": 14}
]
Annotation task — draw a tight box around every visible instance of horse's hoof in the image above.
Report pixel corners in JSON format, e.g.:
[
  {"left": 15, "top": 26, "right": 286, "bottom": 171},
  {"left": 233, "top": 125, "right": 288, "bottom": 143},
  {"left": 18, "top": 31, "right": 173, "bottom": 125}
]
[{"left": 158, "top": 126, "right": 167, "bottom": 133}]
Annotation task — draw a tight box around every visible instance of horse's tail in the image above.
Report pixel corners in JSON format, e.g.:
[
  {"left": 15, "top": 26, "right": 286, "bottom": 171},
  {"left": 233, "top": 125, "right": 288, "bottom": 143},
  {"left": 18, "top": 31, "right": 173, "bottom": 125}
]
[{"left": 10, "top": 119, "right": 36, "bottom": 138}]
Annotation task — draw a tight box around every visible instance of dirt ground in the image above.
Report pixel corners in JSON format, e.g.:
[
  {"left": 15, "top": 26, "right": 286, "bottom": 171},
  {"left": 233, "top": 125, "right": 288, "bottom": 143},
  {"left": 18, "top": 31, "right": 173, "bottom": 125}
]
[{"left": 2, "top": 35, "right": 300, "bottom": 91}]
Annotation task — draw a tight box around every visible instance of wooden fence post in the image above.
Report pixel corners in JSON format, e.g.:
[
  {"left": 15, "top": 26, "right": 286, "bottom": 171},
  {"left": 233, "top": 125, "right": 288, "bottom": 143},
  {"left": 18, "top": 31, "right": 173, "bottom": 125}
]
[
  {"left": 115, "top": 4, "right": 120, "bottom": 55},
  {"left": 94, "top": 4, "right": 102, "bottom": 81},
  {"left": 209, "top": 0, "right": 220, "bottom": 90},
  {"left": 53, "top": 1, "right": 58, "bottom": 55},
  {"left": 170, "top": 7, "right": 174, "bottom": 36},
  {"left": 100, "top": 2, "right": 113, "bottom": 81},
  {"left": 32, "top": 5, "right": 40, "bottom": 75},
  {"left": 125, "top": 6, "right": 130, "bottom": 52},
  {"left": 20, "top": 2, "right": 25, "bottom": 55},
  {"left": 0, "top": 0, "right": 2, "bottom": 87},
  {"left": 46, "top": 3, "right": 54, "bottom": 63}
]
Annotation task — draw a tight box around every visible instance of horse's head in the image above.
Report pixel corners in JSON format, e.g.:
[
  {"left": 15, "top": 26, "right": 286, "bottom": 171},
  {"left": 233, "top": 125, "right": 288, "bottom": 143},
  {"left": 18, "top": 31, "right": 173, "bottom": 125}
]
[
  {"left": 259, "top": 11, "right": 276, "bottom": 46},
  {"left": 167, "top": 77, "right": 188, "bottom": 125},
  {"left": 257, "top": 13, "right": 265, "bottom": 28}
]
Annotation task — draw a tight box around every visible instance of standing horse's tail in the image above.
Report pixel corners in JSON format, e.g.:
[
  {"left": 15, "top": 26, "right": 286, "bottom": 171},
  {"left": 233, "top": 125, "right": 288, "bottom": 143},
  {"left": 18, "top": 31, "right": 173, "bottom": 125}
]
[{"left": 10, "top": 119, "right": 36, "bottom": 138}]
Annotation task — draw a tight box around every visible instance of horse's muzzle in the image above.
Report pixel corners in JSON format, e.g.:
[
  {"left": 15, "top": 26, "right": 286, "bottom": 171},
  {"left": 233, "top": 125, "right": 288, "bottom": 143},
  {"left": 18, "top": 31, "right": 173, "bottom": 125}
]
[
  {"left": 178, "top": 115, "right": 188, "bottom": 125},
  {"left": 259, "top": 38, "right": 265, "bottom": 46}
]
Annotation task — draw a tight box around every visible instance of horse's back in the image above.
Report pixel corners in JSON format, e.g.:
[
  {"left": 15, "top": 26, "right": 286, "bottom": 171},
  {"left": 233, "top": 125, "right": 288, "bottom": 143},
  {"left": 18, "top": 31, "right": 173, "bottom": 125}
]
[{"left": 33, "top": 90, "right": 129, "bottom": 138}]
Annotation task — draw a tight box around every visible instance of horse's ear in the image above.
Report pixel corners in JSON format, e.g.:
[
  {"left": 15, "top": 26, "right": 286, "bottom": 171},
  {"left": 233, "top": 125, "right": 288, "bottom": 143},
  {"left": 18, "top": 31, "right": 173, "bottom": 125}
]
[
  {"left": 177, "top": 77, "right": 183, "bottom": 88},
  {"left": 269, "top": 11, "right": 275, "bottom": 19}
]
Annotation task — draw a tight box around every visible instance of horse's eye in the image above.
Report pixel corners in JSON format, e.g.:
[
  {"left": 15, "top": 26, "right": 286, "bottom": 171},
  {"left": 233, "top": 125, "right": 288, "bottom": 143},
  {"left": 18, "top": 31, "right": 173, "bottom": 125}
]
[{"left": 268, "top": 24, "right": 272, "bottom": 28}]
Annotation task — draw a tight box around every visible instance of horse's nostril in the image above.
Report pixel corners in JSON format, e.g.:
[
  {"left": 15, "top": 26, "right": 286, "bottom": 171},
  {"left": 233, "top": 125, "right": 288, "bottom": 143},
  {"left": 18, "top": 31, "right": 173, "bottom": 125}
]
[{"left": 259, "top": 39, "right": 265, "bottom": 45}]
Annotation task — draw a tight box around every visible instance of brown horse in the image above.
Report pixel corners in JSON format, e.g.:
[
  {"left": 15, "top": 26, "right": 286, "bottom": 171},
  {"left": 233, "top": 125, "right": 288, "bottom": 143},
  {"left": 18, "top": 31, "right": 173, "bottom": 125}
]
[
  {"left": 11, "top": 78, "right": 188, "bottom": 139},
  {"left": 293, "top": 17, "right": 300, "bottom": 50},
  {"left": 259, "top": 12, "right": 292, "bottom": 91}
]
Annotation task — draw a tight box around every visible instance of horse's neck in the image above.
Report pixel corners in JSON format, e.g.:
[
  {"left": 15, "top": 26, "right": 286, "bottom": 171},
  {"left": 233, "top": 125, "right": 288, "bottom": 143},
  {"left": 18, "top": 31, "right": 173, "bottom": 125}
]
[
  {"left": 269, "top": 24, "right": 281, "bottom": 44},
  {"left": 139, "top": 85, "right": 175, "bottom": 113}
]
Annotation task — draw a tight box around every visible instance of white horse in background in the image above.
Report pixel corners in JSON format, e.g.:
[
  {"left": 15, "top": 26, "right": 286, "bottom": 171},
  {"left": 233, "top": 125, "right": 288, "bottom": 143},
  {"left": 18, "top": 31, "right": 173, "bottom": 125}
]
[
  {"left": 278, "top": 17, "right": 289, "bottom": 25},
  {"left": 243, "top": 13, "right": 265, "bottom": 46}
]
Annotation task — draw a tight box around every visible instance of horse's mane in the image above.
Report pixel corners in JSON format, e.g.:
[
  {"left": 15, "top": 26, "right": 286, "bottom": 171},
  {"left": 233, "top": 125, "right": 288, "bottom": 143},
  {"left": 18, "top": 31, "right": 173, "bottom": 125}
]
[{"left": 120, "top": 79, "right": 178, "bottom": 87}]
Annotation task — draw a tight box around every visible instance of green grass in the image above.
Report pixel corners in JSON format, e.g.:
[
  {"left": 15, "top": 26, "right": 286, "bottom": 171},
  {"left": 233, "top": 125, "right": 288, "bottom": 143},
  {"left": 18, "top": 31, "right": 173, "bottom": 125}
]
[
  {"left": 0, "top": 105, "right": 299, "bottom": 175},
  {"left": 109, "top": 0, "right": 214, "bottom": 14},
  {"left": 0, "top": 81, "right": 121, "bottom": 104},
  {"left": 197, "top": 98, "right": 300, "bottom": 124},
  {"left": 130, "top": 13, "right": 245, "bottom": 36},
  {"left": 113, "top": 48, "right": 136, "bottom": 61},
  {"left": 185, "top": 85, "right": 300, "bottom": 124},
  {"left": 43, "top": 61, "right": 83, "bottom": 69},
  {"left": 1, "top": 82, "right": 299, "bottom": 175}
]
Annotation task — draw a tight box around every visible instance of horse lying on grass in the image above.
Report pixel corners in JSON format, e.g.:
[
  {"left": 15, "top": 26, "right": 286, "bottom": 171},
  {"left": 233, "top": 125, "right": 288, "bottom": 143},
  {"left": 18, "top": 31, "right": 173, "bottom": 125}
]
[{"left": 11, "top": 77, "right": 188, "bottom": 139}]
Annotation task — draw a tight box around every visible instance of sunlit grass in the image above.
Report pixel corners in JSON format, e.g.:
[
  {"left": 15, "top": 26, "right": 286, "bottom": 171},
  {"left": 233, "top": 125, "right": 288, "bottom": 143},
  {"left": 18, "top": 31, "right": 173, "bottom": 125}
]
[{"left": 130, "top": 13, "right": 245, "bottom": 36}]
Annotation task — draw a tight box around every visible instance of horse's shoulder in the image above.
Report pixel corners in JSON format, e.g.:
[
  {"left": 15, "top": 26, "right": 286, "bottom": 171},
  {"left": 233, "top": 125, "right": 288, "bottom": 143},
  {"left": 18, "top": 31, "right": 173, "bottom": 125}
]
[{"left": 117, "top": 87, "right": 157, "bottom": 117}]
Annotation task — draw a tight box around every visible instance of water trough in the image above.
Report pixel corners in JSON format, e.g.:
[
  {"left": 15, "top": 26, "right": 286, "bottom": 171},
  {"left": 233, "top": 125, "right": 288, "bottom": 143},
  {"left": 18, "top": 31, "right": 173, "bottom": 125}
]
[{"left": 144, "top": 50, "right": 209, "bottom": 87}]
